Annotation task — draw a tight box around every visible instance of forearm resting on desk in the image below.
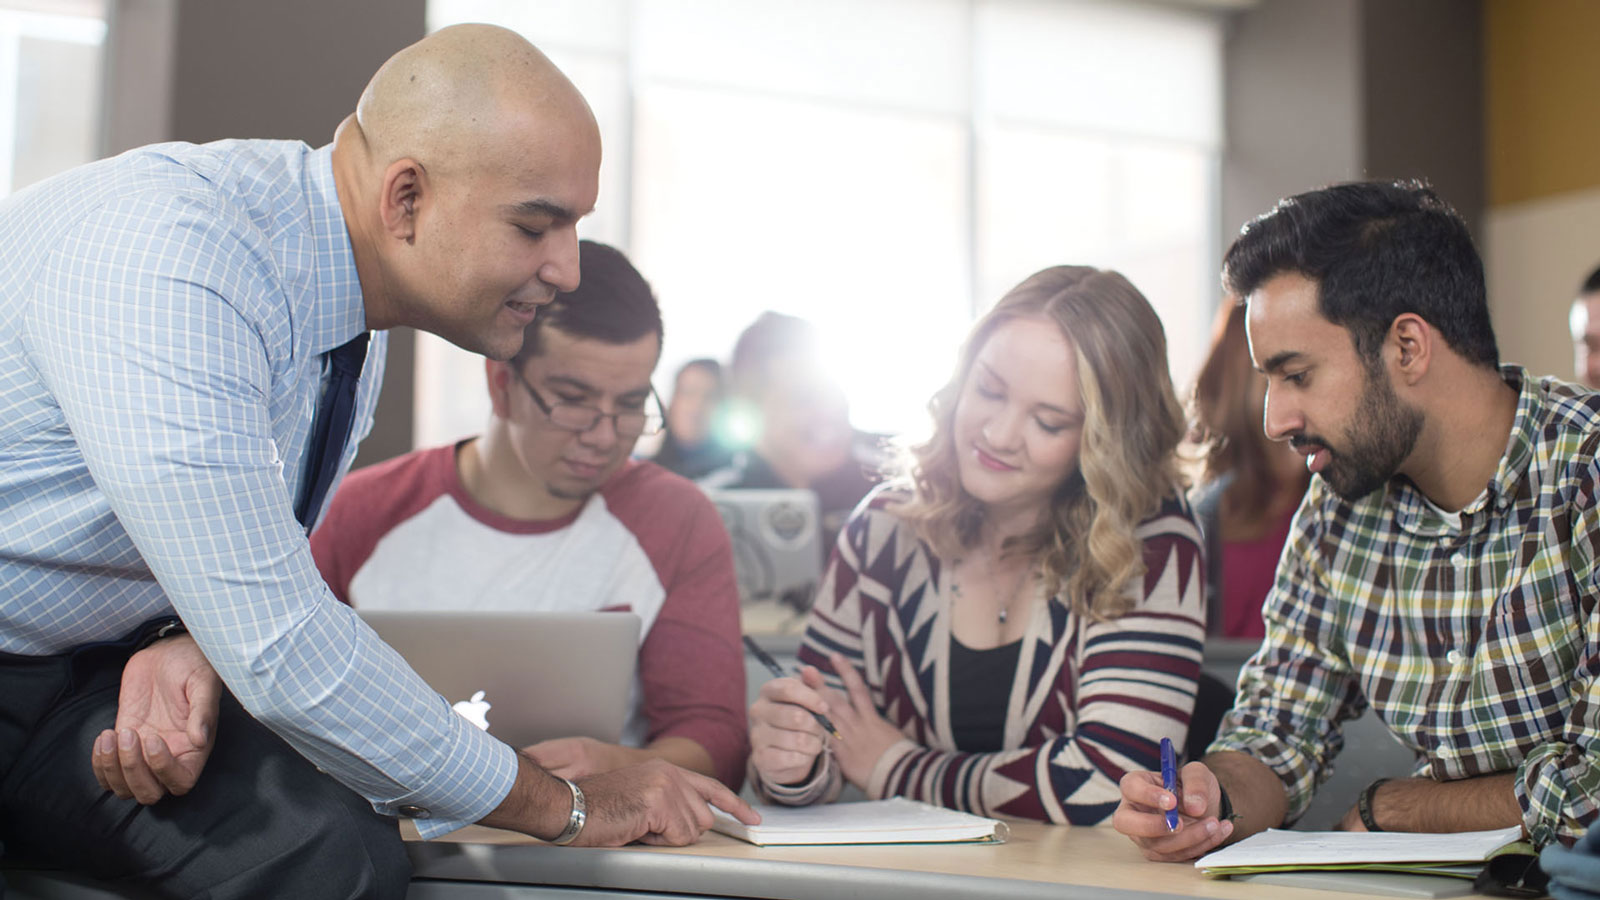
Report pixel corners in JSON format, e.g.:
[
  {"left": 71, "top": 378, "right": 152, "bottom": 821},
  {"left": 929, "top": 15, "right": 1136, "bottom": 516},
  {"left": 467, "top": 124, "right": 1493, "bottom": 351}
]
[{"left": 1341, "top": 773, "right": 1522, "bottom": 834}]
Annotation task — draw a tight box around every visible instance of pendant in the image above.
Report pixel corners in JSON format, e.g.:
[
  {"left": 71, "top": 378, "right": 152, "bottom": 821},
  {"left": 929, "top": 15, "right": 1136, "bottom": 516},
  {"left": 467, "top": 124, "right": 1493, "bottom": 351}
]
[{"left": 998, "top": 607, "right": 1008, "bottom": 624}]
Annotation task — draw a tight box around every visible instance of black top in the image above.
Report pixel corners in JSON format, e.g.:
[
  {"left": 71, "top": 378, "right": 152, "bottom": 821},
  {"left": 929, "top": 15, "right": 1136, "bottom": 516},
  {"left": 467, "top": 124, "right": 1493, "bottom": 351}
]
[
  {"left": 651, "top": 432, "right": 734, "bottom": 481},
  {"left": 948, "top": 634, "right": 1023, "bottom": 753}
]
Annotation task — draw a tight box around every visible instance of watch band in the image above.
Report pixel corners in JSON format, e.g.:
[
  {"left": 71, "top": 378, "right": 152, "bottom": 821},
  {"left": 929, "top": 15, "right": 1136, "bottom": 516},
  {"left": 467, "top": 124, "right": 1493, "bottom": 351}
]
[
  {"left": 550, "top": 776, "right": 587, "bottom": 846},
  {"left": 132, "top": 617, "right": 187, "bottom": 653},
  {"left": 1217, "top": 782, "right": 1238, "bottom": 823},
  {"left": 1359, "top": 777, "right": 1390, "bottom": 832}
]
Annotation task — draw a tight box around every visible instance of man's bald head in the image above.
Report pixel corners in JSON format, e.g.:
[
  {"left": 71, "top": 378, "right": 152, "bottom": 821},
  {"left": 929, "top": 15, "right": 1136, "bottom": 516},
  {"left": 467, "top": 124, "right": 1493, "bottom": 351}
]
[
  {"left": 353, "top": 24, "right": 597, "bottom": 178},
  {"left": 333, "top": 24, "right": 602, "bottom": 361}
]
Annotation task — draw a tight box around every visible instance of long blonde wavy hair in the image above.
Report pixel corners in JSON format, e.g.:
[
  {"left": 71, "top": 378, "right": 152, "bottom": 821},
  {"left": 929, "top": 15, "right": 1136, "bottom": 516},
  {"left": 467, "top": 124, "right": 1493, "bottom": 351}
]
[{"left": 893, "top": 266, "right": 1186, "bottom": 621}]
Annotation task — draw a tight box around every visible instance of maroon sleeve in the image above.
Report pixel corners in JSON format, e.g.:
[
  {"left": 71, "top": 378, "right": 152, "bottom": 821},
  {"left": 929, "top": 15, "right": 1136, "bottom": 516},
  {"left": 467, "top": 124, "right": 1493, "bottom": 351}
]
[
  {"left": 606, "top": 463, "right": 749, "bottom": 789},
  {"left": 309, "top": 444, "right": 456, "bottom": 606}
]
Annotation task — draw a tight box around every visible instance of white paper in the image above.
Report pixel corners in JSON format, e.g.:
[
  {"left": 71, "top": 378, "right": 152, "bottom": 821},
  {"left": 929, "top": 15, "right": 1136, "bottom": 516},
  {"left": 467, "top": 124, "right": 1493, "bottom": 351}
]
[
  {"left": 712, "top": 798, "right": 1008, "bottom": 846},
  {"left": 1195, "top": 825, "right": 1525, "bottom": 869}
]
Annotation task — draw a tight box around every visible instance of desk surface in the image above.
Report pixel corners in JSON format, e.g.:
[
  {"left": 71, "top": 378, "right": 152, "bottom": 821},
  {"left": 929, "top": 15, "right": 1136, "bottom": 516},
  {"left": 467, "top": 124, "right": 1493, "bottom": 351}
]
[{"left": 403, "top": 821, "right": 1499, "bottom": 900}]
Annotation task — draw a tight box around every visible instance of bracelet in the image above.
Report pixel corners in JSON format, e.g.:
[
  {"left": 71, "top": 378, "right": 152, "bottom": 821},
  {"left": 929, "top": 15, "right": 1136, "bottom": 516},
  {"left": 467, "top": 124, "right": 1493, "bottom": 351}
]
[
  {"left": 550, "top": 776, "right": 587, "bottom": 846},
  {"left": 1359, "top": 778, "right": 1390, "bottom": 832},
  {"left": 1217, "top": 782, "right": 1234, "bottom": 822}
]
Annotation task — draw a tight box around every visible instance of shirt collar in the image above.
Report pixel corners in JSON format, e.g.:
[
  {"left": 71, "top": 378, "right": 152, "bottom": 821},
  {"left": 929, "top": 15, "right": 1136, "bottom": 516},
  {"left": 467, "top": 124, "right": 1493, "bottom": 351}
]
[
  {"left": 304, "top": 143, "right": 367, "bottom": 355},
  {"left": 1391, "top": 365, "right": 1535, "bottom": 536}
]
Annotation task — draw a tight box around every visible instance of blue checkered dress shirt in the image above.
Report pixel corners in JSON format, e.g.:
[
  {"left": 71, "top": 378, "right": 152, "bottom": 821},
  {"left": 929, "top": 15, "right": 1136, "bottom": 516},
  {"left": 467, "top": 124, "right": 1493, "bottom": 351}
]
[{"left": 0, "top": 140, "right": 515, "bottom": 838}]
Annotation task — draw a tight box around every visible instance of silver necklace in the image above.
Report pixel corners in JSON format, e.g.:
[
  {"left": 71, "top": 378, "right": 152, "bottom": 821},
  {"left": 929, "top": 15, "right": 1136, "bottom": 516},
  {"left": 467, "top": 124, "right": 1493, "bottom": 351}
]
[{"left": 949, "top": 556, "right": 1034, "bottom": 624}]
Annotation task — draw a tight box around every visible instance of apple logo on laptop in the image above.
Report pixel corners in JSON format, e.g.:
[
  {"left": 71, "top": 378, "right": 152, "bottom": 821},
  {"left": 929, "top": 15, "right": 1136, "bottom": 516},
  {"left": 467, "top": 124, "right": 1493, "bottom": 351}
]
[{"left": 452, "top": 690, "right": 492, "bottom": 731}]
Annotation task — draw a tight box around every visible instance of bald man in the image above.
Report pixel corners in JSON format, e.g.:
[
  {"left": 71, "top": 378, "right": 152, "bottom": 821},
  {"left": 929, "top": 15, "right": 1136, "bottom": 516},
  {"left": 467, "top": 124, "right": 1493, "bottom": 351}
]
[{"left": 0, "top": 24, "right": 754, "bottom": 899}]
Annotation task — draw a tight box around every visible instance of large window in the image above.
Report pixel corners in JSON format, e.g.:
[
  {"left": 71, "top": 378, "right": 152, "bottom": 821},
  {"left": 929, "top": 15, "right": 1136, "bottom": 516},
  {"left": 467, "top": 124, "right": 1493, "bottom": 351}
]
[
  {"left": 418, "top": 0, "right": 1222, "bottom": 447},
  {"left": 0, "top": 0, "right": 105, "bottom": 200}
]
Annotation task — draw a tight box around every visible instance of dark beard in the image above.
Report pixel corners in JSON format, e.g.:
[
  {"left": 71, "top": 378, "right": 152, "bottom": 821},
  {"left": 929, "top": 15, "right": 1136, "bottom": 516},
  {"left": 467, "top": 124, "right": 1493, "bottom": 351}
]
[{"left": 1319, "top": 368, "right": 1424, "bottom": 501}]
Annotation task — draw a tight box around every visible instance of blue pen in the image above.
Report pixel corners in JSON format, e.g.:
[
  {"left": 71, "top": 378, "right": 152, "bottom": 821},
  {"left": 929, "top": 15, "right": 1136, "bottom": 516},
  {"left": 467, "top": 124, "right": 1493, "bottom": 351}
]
[{"left": 1160, "top": 737, "right": 1180, "bottom": 832}]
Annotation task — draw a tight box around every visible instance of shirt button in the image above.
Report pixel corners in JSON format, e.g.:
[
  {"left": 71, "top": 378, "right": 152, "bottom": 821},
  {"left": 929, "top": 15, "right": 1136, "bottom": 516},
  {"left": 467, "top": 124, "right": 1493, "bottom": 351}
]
[
  {"left": 1446, "top": 649, "right": 1466, "bottom": 665},
  {"left": 398, "top": 805, "right": 431, "bottom": 819},
  {"left": 1450, "top": 551, "right": 1467, "bottom": 567}
]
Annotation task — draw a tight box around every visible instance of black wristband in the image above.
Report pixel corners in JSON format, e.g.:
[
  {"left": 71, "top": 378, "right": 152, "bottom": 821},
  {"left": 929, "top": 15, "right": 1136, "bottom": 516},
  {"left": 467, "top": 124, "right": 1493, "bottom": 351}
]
[
  {"left": 1359, "top": 778, "right": 1390, "bottom": 832},
  {"left": 1217, "top": 782, "right": 1237, "bottom": 822},
  {"left": 132, "top": 617, "right": 187, "bottom": 653}
]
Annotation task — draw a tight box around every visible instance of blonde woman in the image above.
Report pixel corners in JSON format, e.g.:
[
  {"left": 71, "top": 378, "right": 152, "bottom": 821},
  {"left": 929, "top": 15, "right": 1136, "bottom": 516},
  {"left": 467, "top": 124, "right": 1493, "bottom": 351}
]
[{"left": 747, "top": 266, "right": 1206, "bottom": 822}]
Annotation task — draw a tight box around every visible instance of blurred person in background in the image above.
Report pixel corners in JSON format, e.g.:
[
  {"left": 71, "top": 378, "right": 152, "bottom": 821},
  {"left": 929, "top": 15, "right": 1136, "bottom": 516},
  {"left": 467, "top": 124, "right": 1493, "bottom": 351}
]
[
  {"left": 1188, "top": 301, "right": 1309, "bottom": 640},
  {"left": 652, "top": 358, "right": 734, "bottom": 479},
  {"left": 1570, "top": 265, "right": 1600, "bottom": 389},
  {"left": 745, "top": 266, "right": 1205, "bottom": 823},
  {"left": 702, "top": 311, "right": 882, "bottom": 548}
]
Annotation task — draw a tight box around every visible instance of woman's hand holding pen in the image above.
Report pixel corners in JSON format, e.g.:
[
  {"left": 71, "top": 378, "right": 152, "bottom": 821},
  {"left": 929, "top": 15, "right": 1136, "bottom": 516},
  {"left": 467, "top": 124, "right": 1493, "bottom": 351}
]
[
  {"left": 749, "top": 665, "right": 833, "bottom": 785},
  {"left": 823, "top": 652, "right": 906, "bottom": 791}
]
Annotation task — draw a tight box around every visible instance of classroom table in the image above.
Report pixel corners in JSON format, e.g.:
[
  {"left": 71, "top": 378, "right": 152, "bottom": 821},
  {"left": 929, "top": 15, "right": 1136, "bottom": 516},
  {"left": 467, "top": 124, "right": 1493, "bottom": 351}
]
[{"left": 401, "top": 820, "right": 1505, "bottom": 900}]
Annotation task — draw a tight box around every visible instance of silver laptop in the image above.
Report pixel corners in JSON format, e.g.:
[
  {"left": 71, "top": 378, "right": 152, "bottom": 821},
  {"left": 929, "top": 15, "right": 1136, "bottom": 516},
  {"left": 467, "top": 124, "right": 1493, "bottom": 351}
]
[
  {"left": 703, "top": 488, "right": 823, "bottom": 634},
  {"left": 359, "top": 609, "right": 640, "bottom": 749}
]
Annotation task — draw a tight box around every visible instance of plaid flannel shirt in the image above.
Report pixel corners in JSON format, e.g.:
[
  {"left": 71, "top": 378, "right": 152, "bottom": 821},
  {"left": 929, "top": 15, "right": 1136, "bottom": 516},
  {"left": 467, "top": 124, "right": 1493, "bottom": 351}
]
[{"left": 1210, "top": 366, "right": 1600, "bottom": 846}]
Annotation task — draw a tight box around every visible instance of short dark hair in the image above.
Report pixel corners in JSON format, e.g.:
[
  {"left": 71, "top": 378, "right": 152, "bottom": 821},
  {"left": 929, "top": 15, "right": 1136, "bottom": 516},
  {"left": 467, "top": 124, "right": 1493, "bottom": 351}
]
[
  {"left": 1222, "top": 179, "right": 1497, "bottom": 370},
  {"left": 513, "top": 240, "right": 663, "bottom": 365},
  {"left": 1580, "top": 265, "right": 1600, "bottom": 297}
]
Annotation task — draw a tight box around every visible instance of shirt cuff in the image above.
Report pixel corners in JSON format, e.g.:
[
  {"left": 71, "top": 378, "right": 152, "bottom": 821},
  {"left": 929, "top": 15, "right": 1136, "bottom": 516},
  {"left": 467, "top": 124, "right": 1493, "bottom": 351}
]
[
  {"left": 754, "top": 748, "right": 838, "bottom": 806},
  {"left": 373, "top": 724, "right": 520, "bottom": 840},
  {"left": 867, "top": 739, "right": 920, "bottom": 800}
]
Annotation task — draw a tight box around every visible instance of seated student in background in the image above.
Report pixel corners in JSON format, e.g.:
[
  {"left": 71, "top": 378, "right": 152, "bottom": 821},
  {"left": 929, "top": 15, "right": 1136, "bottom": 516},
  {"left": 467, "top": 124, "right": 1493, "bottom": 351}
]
[
  {"left": 1114, "top": 180, "right": 1600, "bottom": 860},
  {"left": 1570, "top": 265, "right": 1600, "bottom": 389},
  {"left": 312, "top": 241, "right": 748, "bottom": 790},
  {"left": 746, "top": 266, "right": 1206, "bottom": 822},
  {"left": 651, "top": 358, "right": 734, "bottom": 480},
  {"left": 1188, "top": 301, "right": 1309, "bottom": 640},
  {"left": 701, "top": 311, "right": 882, "bottom": 549}
]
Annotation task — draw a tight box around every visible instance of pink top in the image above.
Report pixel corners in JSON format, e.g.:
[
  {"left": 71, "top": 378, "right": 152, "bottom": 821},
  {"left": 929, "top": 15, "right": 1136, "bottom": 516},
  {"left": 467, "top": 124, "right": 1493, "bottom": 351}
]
[{"left": 1218, "top": 504, "right": 1299, "bottom": 640}]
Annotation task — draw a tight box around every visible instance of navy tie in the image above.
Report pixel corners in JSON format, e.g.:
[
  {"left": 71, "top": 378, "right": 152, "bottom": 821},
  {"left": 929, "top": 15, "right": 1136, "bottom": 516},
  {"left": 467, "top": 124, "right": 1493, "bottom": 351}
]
[{"left": 295, "top": 332, "right": 370, "bottom": 530}]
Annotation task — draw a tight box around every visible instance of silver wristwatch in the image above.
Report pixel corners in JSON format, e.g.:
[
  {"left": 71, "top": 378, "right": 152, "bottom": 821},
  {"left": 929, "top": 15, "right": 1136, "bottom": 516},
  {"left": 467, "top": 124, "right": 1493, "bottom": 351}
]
[{"left": 550, "top": 776, "right": 587, "bottom": 846}]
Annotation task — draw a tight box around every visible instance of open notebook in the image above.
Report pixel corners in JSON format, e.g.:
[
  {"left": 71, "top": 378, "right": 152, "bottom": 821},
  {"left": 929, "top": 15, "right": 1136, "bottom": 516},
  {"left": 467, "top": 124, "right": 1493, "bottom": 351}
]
[
  {"left": 712, "top": 798, "right": 1010, "bottom": 846},
  {"left": 1195, "top": 825, "right": 1528, "bottom": 879}
]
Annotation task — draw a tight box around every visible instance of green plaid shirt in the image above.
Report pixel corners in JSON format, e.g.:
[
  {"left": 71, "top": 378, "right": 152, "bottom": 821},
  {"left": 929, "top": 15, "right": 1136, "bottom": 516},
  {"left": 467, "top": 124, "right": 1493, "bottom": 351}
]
[{"left": 1211, "top": 366, "right": 1600, "bottom": 846}]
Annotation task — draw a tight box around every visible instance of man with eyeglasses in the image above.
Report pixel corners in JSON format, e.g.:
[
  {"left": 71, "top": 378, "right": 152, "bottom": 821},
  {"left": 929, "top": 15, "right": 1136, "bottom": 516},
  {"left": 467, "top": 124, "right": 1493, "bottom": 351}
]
[{"left": 312, "top": 240, "right": 749, "bottom": 790}]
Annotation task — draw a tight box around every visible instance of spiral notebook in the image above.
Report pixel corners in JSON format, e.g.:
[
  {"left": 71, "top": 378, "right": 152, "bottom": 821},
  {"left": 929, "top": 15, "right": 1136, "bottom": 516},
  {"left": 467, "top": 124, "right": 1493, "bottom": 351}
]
[{"left": 712, "top": 798, "right": 1010, "bottom": 846}]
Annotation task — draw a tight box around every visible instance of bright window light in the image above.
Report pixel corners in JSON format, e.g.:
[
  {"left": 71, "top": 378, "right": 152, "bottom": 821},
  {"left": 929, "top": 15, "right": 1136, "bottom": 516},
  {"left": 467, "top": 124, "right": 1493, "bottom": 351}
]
[{"left": 418, "top": 0, "right": 1223, "bottom": 449}]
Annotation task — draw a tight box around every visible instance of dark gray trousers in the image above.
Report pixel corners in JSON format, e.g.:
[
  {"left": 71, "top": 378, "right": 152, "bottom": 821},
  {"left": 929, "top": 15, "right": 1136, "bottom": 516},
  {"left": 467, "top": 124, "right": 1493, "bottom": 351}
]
[{"left": 0, "top": 634, "right": 411, "bottom": 900}]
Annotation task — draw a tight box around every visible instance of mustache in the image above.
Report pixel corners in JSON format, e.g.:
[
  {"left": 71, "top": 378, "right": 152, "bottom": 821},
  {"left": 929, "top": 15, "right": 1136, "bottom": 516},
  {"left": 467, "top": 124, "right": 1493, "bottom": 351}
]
[{"left": 1289, "top": 434, "right": 1331, "bottom": 454}]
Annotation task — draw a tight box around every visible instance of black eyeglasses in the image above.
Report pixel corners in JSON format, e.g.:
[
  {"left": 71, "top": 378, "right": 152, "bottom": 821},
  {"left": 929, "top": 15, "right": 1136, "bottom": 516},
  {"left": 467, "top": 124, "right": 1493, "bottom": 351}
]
[{"left": 509, "top": 367, "right": 664, "bottom": 437}]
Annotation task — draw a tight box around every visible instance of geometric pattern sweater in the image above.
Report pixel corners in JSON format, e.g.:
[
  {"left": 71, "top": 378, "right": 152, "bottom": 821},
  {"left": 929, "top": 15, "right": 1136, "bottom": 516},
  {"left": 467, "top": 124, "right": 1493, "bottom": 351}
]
[{"left": 752, "top": 486, "right": 1206, "bottom": 823}]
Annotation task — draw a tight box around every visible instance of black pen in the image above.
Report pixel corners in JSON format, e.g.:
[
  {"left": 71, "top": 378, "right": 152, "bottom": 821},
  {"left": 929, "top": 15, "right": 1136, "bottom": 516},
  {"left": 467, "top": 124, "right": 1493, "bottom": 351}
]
[{"left": 742, "top": 635, "right": 844, "bottom": 740}]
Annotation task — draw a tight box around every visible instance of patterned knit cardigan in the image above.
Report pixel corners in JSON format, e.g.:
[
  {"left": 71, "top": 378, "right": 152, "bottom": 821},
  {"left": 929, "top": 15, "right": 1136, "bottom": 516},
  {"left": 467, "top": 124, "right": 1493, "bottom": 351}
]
[{"left": 752, "top": 486, "right": 1207, "bottom": 824}]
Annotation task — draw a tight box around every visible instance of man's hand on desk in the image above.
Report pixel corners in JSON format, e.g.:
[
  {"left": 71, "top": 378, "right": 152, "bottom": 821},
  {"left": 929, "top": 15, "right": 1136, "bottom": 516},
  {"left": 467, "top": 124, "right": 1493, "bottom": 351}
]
[
  {"left": 92, "top": 633, "right": 222, "bottom": 804},
  {"left": 524, "top": 735, "right": 718, "bottom": 781},
  {"left": 481, "top": 753, "right": 760, "bottom": 847},
  {"left": 525, "top": 736, "right": 634, "bottom": 779}
]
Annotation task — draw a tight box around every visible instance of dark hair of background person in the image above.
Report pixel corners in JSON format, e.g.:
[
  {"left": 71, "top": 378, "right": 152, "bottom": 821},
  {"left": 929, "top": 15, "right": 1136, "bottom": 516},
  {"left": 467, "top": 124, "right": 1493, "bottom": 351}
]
[
  {"left": 1581, "top": 265, "right": 1600, "bottom": 296},
  {"left": 1221, "top": 179, "right": 1497, "bottom": 372},
  {"left": 1191, "top": 300, "right": 1294, "bottom": 525},
  {"left": 513, "top": 239, "right": 664, "bottom": 366}
]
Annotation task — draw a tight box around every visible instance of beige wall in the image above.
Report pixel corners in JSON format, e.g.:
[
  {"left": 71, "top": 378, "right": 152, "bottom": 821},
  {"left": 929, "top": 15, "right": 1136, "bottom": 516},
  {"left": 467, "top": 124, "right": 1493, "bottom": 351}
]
[{"left": 1482, "top": 0, "right": 1600, "bottom": 379}]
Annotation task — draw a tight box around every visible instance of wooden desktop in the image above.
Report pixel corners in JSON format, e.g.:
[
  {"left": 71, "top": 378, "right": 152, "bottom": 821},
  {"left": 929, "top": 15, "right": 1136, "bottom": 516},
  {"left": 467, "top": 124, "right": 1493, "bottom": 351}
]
[{"left": 401, "top": 820, "right": 1501, "bottom": 900}]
